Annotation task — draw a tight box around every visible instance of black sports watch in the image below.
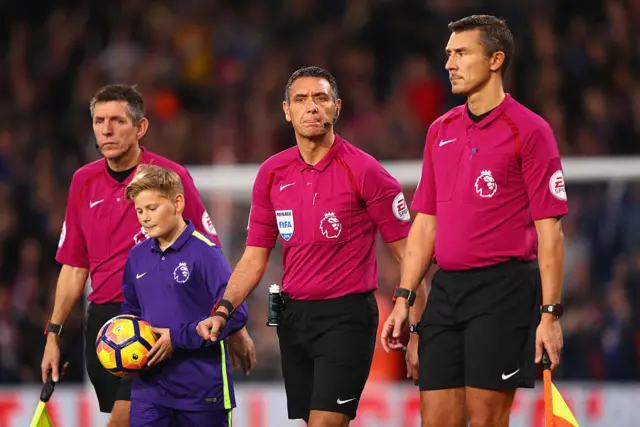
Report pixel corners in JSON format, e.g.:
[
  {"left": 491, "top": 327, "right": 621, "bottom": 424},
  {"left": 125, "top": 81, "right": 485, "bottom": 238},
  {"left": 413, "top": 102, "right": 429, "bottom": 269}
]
[
  {"left": 392, "top": 287, "right": 416, "bottom": 306},
  {"left": 44, "top": 321, "right": 64, "bottom": 337},
  {"left": 540, "top": 303, "right": 564, "bottom": 319},
  {"left": 211, "top": 298, "right": 235, "bottom": 317},
  {"left": 409, "top": 324, "right": 419, "bottom": 334}
]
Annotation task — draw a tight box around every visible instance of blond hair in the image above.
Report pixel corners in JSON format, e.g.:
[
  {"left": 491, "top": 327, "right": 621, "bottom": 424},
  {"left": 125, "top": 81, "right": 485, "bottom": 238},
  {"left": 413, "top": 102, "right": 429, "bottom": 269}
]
[{"left": 124, "top": 164, "right": 184, "bottom": 201}]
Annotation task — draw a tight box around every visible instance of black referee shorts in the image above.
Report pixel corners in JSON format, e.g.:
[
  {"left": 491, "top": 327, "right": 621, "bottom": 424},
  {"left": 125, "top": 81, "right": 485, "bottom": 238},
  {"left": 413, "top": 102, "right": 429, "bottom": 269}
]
[
  {"left": 85, "top": 302, "right": 132, "bottom": 413},
  {"left": 419, "top": 260, "right": 541, "bottom": 391},
  {"left": 277, "top": 291, "right": 378, "bottom": 421}
]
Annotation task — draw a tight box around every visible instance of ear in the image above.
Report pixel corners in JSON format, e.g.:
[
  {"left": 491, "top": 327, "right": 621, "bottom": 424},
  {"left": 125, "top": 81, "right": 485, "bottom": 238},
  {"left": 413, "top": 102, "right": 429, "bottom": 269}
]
[
  {"left": 282, "top": 101, "right": 292, "bottom": 122},
  {"left": 335, "top": 98, "right": 342, "bottom": 120},
  {"left": 175, "top": 193, "right": 185, "bottom": 214},
  {"left": 136, "top": 117, "right": 150, "bottom": 139},
  {"left": 489, "top": 51, "right": 505, "bottom": 72}
]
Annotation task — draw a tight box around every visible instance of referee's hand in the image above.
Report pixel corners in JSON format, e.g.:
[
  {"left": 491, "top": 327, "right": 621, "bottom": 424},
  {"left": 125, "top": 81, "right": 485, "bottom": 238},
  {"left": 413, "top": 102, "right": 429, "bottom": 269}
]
[
  {"left": 196, "top": 316, "right": 226, "bottom": 342},
  {"left": 381, "top": 301, "right": 410, "bottom": 353},
  {"left": 535, "top": 315, "right": 563, "bottom": 371}
]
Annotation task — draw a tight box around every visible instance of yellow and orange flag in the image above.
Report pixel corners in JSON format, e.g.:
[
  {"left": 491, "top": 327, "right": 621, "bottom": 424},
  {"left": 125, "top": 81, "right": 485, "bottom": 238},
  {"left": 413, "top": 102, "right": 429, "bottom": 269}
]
[
  {"left": 542, "top": 351, "right": 579, "bottom": 427},
  {"left": 31, "top": 347, "right": 67, "bottom": 427},
  {"left": 29, "top": 401, "right": 55, "bottom": 427}
]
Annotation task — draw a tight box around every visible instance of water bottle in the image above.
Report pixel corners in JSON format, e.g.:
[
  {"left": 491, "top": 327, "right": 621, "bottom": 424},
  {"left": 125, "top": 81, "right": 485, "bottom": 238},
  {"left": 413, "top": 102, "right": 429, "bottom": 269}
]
[{"left": 266, "top": 284, "right": 282, "bottom": 327}]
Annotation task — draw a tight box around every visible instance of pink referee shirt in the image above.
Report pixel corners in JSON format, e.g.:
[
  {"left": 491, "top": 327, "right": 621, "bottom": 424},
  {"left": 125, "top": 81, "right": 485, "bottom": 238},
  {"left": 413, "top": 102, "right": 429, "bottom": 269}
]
[
  {"left": 412, "top": 95, "right": 569, "bottom": 271},
  {"left": 56, "top": 147, "right": 220, "bottom": 304},
  {"left": 247, "top": 135, "right": 411, "bottom": 300}
]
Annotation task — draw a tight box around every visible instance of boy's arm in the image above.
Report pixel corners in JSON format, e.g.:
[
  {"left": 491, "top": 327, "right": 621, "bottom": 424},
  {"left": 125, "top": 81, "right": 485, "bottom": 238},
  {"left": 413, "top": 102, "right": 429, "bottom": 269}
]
[
  {"left": 171, "top": 247, "right": 248, "bottom": 350},
  {"left": 120, "top": 258, "right": 141, "bottom": 316}
]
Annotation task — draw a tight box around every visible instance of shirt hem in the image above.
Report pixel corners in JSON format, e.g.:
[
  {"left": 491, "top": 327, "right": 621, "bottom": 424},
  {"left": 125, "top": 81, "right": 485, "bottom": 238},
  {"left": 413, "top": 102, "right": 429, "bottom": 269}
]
[
  {"left": 54, "top": 254, "right": 90, "bottom": 269},
  {"left": 131, "top": 392, "right": 235, "bottom": 412},
  {"left": 530, "top": 207, "right": 568, "bottom": 221},
  {"left": 410, "top": 204, "right": 436, "bottom": 216},
  {"left": 246, "top": 238, "right": 276, "bottom": 248},
  {"left": 283, "top": 285, "right": 377, "bottom": 301}
]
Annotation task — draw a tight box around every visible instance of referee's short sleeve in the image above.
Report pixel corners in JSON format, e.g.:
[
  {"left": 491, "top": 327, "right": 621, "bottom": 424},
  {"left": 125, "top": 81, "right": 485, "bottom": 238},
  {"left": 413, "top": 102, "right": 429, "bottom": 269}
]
[
  {"left": 246, "top": 163, "right": 278, "bottom": 248},
  {"left": 55, "top": 172, "right": 90, "bottom": 268},
  {"left": 411, "top": 123, "right": 438, "bottom": 215},
  {"left": 521, "top": 122, "right": 569, "bottom": 220},
  {"left": 360, "top": 161, "right": 411, "bottom": 243}
]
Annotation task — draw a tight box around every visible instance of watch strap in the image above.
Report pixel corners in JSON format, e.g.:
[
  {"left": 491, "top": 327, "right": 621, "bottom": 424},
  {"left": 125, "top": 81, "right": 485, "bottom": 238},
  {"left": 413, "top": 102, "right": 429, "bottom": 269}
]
[
  {"left": 44, "top": 321, "right": 63, "bottom": 336},
  {"left": 540, "top": 303, "right": 564, "bottom": 318},
  {"left": 211, "top": 298, "right": 235, "bottom": 316},
  {"left": 210, "top": 311, "right": 229, "bottom": 322},
  {"left": 392, "top": 286, "right": 416, "bottom": 306}
]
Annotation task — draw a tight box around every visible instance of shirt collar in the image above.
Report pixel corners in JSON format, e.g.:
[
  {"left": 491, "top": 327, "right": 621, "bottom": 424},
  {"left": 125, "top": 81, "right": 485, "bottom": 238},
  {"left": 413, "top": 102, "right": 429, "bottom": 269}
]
[
  {"left": 462, "top": 94, "right": 513, "bottom": 129},
  {"left": 296, "top": 134, "right": 344, "bottom": 172},
  {"left": 150, "top": 220, "right": 195, "bottom": 253},
  {"left": 104, "top": 146, "right": 153, "bottom": 185}
]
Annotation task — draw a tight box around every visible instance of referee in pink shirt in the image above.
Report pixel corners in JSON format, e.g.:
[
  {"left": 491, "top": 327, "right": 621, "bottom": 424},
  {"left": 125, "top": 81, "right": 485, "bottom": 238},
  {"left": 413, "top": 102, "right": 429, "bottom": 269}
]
[
  {"left": 197, "top": 66, "right": 426, "bottom": 427},
  {"left": 381, "top": 15, "right": 567, "bottom": 427}
]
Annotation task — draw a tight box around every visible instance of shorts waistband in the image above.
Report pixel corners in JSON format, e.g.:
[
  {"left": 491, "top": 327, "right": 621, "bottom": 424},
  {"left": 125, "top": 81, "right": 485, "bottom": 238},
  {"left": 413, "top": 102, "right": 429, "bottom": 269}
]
[
  {"left": 87, "top": 301, "right": 123, "bottom": 316},
  {"left": 281, "top": 290, "right": 374, "bottom": 306},
  {"left": 438, "top": 259, "right": 538, "bottom": 276}
]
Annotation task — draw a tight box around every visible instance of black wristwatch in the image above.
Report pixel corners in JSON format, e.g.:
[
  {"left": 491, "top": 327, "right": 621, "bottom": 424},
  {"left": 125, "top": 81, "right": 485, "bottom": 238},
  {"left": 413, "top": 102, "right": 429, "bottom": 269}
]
[
  {"left": 409, "top": 324, "right": 419, "bottom": 334},
  {"left": 540, "top": 303, "right": 564, "bottom": 319},
  {"left": 44, "top": 321, "right": 64, "bottom": 337},
  {"left": 392, "top": 286, "right": 416, "bottom": 306},
  {"left": 211, "top": 298, "right": 235, "bottom": 317}
]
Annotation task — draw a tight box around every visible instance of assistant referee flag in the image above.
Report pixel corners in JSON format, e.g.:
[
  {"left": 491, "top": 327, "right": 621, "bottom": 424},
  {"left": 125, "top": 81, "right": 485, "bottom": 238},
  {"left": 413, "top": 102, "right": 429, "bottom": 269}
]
[
  {"left": 30, "top": 401, "right": 54, "bottom": 427},
  {"left": 31, "top": 346, "right": 66, "bottom": 427},
  {"left": 30, "top": 374, "right": 57, "bottom": 427},
  {"left": 543, "top": 351, "right": 579, "bottom": 427}
]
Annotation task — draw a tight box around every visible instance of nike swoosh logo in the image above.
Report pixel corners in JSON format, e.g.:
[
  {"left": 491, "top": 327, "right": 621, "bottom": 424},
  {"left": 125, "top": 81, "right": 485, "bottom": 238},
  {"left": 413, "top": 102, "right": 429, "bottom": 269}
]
[
  {"left": 136, "top": 273, "right": 146, "bottom": 279},
  {"left": 90, "top": 199, "right": 104, "bottom": 208},
  {"left": 336, "top": 398, "right": 356, "bottom": 405},
  {"left": 439, "top": 138, "right": 456, "bottom": 147},
  {"left": 501, "top": 369, "right": 520, "bottom": 380},
  {"left": 280, "top": 183, "right": 295, "bottom": 191}
]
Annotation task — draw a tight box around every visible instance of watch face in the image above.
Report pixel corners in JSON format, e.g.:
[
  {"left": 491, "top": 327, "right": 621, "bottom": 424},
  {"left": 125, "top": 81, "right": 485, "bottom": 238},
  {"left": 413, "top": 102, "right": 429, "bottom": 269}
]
[{"left": 543, "top": 304, "right": 563, "bottom": 317}]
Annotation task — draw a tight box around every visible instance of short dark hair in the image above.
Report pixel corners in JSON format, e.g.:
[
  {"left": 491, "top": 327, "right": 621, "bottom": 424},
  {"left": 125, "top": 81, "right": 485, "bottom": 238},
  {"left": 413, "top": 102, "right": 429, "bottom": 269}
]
[
  {"left": 285, "top": 66, "right": 339, "bottom": 103},
  {"left": 448, "top": 15, "right": 514, "bottom": 74},
  {"left": 90, "top": 84, "right": 145, "bottom": 124}
]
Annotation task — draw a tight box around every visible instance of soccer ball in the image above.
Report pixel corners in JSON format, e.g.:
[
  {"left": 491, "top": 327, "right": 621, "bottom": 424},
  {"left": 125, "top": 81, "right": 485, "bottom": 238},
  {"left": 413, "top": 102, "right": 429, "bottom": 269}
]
[{"left": 95, "top": 314, "right": 157, "bottom": 377}]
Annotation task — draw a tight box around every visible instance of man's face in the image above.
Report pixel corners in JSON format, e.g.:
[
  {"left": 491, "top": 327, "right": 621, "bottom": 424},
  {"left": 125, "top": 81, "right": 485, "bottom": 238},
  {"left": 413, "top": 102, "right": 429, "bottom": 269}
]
[
  {"left": 445, "top": 29, "right": 493, "bottom": 96},
  {"left": 133, "top": 189, "right": 184, "bottom": 240},
  {"left": 283, "top": 77, "right": 341, "bottom": 138},
  {"left": 92, "top": 101, "right": 146, "bottom": 160}
]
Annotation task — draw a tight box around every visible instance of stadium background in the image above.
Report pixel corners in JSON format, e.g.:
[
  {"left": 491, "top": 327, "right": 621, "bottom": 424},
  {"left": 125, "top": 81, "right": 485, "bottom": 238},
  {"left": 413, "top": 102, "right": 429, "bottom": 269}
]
[{"left": 0, "top": 0, "right": 639, "bottom": 425}]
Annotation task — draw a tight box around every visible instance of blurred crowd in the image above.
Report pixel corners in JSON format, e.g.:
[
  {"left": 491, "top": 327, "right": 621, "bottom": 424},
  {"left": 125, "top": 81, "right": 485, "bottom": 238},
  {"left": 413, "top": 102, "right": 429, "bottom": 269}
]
[{"left": 0, "top": 0, "right": 639, "bottom": 384}]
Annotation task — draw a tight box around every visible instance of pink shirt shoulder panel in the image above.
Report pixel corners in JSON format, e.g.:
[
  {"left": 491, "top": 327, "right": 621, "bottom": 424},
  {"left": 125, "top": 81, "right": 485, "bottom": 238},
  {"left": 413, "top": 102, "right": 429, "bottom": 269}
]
[{"left": 338, "top": 142, "right": 411, "bottom": 242}]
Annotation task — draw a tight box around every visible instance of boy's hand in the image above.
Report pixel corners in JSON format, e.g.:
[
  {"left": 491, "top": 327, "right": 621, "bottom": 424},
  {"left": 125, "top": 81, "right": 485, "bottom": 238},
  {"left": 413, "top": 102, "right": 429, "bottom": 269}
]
[
  {"left": 228, "top": 327, "right": 256, "bottom": 375},
  {"left": 147, "top": 328, "right": 174, "bottom": 367},
  {"left": 405, "top": 335, "right": 420, "bottom": 385}
]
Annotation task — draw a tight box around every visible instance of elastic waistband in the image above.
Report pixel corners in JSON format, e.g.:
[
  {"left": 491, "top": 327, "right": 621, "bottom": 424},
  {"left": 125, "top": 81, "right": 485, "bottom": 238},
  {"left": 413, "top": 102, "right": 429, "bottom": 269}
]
[
  {"left": 438, "top": 259, "right": 538, "bottom": 277},
  {"left": 87, "top": 301, "right": 122, "bottom": 315},
  {"left": 282, "top": 290, "right": 374, "bottom": 306}
]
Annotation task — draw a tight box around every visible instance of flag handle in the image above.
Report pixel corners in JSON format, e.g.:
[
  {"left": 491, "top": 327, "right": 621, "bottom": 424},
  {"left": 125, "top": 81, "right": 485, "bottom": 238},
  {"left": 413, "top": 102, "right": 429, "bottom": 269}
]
[
  {"left": 542, "top": 350, "right": 554, "bottom": 427},
  {"left": 40, "top": 343, "right": 68, "bottom": 403}
]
